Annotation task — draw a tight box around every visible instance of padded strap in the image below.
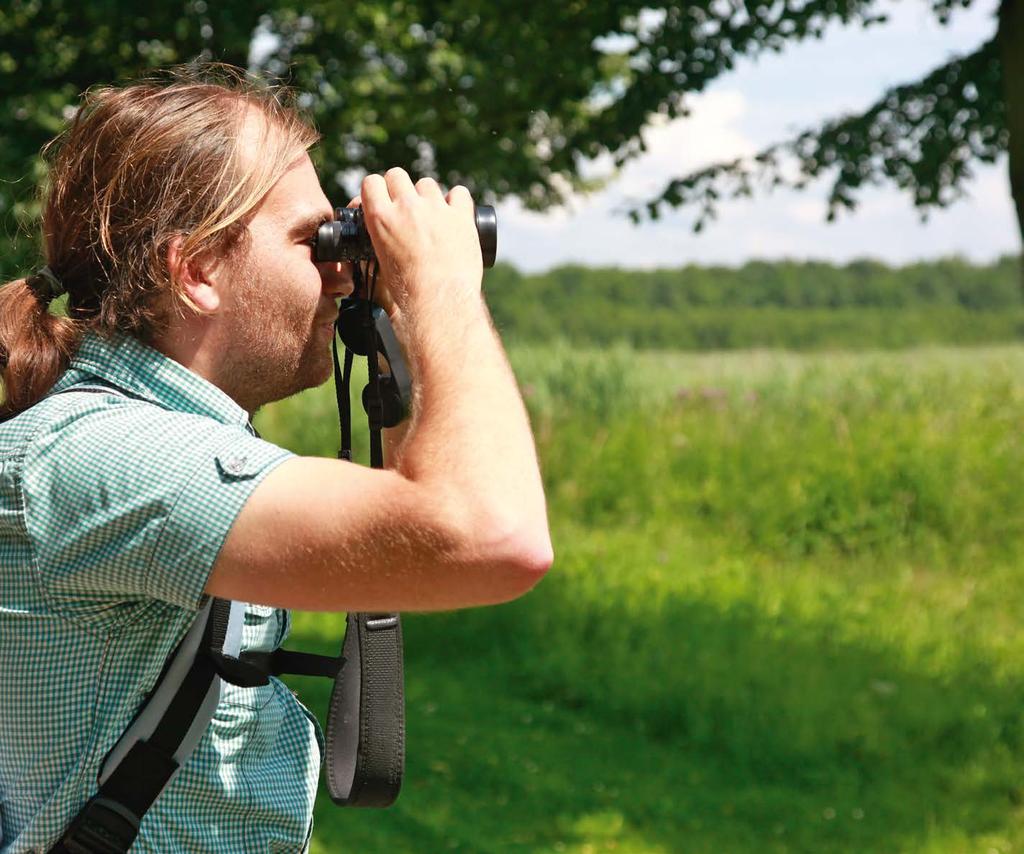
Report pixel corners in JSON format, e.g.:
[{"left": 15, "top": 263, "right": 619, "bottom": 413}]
[
  {"left": 325, "top": 612, "right": 404, "bottom": 808},
  {"left": 50, "top": 601, "right": 226, "bottom": 853}
]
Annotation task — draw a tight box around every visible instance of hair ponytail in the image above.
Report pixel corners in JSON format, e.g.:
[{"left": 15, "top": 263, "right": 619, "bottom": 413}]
[{"left": 0, "top": 278, "right": 78, "bottom": 419}]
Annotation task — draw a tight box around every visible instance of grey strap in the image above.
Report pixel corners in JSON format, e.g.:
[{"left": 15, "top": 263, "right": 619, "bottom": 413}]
[
  {"left": 51, "top": 599, "right": 233, "bottom": 854},
  {"left": 324, "top": 612, "right": 404, "bottom": 807},
  {"left": 98, "top": 600, "right": 224, "bottom": 785}
]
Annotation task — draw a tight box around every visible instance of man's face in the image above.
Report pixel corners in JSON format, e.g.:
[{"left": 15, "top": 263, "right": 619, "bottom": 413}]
[{"left": 219, "top": 151, "right": 351, "bottom": 410}]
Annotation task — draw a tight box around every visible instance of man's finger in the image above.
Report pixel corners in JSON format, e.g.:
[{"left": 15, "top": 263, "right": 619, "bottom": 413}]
[
  {"left": 384, "top": 167, "right": 416, "bottom": 202},
  {"left": 415, "top": 177, "right": 445, "bottom": 201},
  {"left": 446, "top": 184, "right": 473, "bottom": 212},
  {"left": 361, "top": 174, "right": 389, "bottom": 214}
]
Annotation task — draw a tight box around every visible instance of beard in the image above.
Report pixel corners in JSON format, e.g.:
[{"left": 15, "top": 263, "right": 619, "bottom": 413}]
[{"left": 218, "top": 254, "right": 336, "bottom": 413}]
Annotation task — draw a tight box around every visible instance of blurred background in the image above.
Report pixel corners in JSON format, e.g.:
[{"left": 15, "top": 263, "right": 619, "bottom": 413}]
[{"left": 3, "top": 1, "right": 1024, "bottom": 851}]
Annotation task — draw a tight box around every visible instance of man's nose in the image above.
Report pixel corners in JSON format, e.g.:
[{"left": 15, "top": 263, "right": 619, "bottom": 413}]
[{"left": 320, "top": 261, "right": 354, "bottom": 298}]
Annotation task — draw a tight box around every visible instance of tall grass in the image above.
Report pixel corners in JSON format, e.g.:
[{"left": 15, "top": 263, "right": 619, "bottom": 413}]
[
  {"left": 257, "top": 343, "right": 1024, "bottom": 852},
  {"left": 522, "top": 344, "right": 1024, "bottom": 560}
]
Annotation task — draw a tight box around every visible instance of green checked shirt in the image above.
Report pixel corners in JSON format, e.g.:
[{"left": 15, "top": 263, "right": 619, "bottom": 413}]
[{"left": 0, "top": 331, "right": 324, "bottom": 853}]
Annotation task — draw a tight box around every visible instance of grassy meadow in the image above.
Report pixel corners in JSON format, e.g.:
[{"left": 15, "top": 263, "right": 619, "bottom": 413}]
[{"left": 255, "top": 342, "right": 1024, "bottom": 853}]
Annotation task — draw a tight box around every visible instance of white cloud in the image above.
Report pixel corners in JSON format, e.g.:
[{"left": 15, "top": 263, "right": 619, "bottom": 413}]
[
  {"left": 619, "top": 91, "right": 755, "bottom": 199},
  {"left": 497, "top": 89, "right": 756, "bottom": 237}
]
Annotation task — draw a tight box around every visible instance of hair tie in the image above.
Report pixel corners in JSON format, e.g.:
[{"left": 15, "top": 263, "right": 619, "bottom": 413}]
[{"left": 26, "top": 266, "right": 65, "bottom": 304}]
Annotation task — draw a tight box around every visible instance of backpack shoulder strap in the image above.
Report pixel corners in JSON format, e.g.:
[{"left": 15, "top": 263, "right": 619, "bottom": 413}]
[{"left": 49, "top": 598, "right": 238, "bottom": 854}]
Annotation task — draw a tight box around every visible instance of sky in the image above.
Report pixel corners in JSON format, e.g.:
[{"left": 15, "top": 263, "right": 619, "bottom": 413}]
[{"left": 494, "top": 0, "right": 1020, "bottom": 273}]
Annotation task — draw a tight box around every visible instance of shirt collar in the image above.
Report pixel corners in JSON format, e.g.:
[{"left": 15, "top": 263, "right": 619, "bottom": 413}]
[{"left": 55, "top": 330, "right": 251, "bottom": 428}]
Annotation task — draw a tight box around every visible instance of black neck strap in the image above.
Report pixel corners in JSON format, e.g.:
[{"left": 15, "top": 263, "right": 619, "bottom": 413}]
[{"left": 327, "top": 258, "right": 404, "bottom": 807}]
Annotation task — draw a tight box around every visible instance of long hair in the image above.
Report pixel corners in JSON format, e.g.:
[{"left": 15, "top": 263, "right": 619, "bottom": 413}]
[{"left": 0, "top": 64, "right": 319, "bottom": 419}]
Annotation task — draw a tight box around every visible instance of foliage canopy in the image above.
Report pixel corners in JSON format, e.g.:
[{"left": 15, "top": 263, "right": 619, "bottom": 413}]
[{"left": 0, "top": 0, "right": 1017, "bottom": 270}]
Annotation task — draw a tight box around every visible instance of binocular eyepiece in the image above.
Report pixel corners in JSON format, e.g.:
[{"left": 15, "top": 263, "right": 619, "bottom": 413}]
[{"left": 314, "top": 205, "right": 498, "bottom": 268}]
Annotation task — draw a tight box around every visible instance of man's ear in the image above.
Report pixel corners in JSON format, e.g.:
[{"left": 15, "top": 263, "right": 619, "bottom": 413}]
[{"left": 167, "top": 236, "right": 222, "bottom": 314}]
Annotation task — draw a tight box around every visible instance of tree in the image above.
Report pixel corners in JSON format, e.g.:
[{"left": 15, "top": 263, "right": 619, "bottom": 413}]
[
  {"left": 0, "top": 0, "right": 1018, "bottom": 277},
  {"left": 627, "top": 2, "right": 1018, "bottom": 236}
]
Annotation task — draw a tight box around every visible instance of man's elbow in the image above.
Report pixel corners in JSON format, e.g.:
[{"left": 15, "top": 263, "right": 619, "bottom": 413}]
[{"left": 476, "top": 514, "right": 554, "bottom": 602}]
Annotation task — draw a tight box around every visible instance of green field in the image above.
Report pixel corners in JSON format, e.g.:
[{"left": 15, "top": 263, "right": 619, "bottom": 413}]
[{"left": 255, "top": 343, "right": 1024, "bottom": 853}]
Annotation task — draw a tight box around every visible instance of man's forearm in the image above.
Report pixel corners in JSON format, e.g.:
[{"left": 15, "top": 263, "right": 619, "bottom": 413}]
[
  {"left": 350, "top": 169, "right": 551, "bottom": 573},
  {"left": 393, "top": 296, "right": 549, "bottom": 554}
]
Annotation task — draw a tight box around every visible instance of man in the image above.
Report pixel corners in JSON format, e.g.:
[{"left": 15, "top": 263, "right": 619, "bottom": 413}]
[{"left": 0, "top": 66, "right": 551, "bottom": 852}]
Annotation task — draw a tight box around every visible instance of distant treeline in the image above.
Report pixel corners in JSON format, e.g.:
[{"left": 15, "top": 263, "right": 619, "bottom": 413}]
[{"left": 483, "top": 256, "right": 1024, "bottom": 350}]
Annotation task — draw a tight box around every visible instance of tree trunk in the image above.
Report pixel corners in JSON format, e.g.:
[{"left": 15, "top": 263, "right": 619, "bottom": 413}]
[{"left": 999, "top": 0, "right": 1024, "bottom": 255}]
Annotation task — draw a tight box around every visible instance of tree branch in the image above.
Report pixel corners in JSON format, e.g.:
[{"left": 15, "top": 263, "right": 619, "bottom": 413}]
[{"left": 631, "top": 37, "right": 1006, "bottom": 232}]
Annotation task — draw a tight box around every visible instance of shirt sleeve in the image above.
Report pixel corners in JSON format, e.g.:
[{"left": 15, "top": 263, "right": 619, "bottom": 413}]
[{"left": 23, "top": 398, "right": 293, "bottom": 613}]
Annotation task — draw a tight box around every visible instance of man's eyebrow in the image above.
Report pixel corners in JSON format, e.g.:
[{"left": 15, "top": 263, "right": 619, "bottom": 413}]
[{"left": 288, "top": 211, "right": 332, "bottom": 239}]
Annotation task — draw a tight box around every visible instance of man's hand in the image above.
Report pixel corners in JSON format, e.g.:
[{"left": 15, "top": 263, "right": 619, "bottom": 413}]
[{"left": 359, "top": 169, "right": 484, "bottom": 326}]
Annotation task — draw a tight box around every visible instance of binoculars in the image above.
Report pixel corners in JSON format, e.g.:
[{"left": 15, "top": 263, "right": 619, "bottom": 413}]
[{"left": 313, "top": 205, "right": 497, "bottom": 268}]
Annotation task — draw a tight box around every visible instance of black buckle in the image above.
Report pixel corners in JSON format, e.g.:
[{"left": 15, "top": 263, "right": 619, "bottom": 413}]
[{"left": 59, "top": 797, "right": 140, "bottom": 854}]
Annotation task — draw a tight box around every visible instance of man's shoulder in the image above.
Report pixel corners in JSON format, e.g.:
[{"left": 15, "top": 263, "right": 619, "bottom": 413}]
[
  {"left": 0, "top": 380, "right": 130, "bottom": 454},
  {"left": 8, "top": 379, "right": 286, "bottom": 498},
  {"left": 6, "top": 379, "right": 237, "bottom": 457},
  {"left": 11, "top": 377, "right": 294, "bottom": 610}
]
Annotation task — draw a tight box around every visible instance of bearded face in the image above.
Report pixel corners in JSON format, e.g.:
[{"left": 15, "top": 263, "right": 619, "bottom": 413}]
[{"left": 219, "top": 246, "right": 339, "bottom": 411}]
